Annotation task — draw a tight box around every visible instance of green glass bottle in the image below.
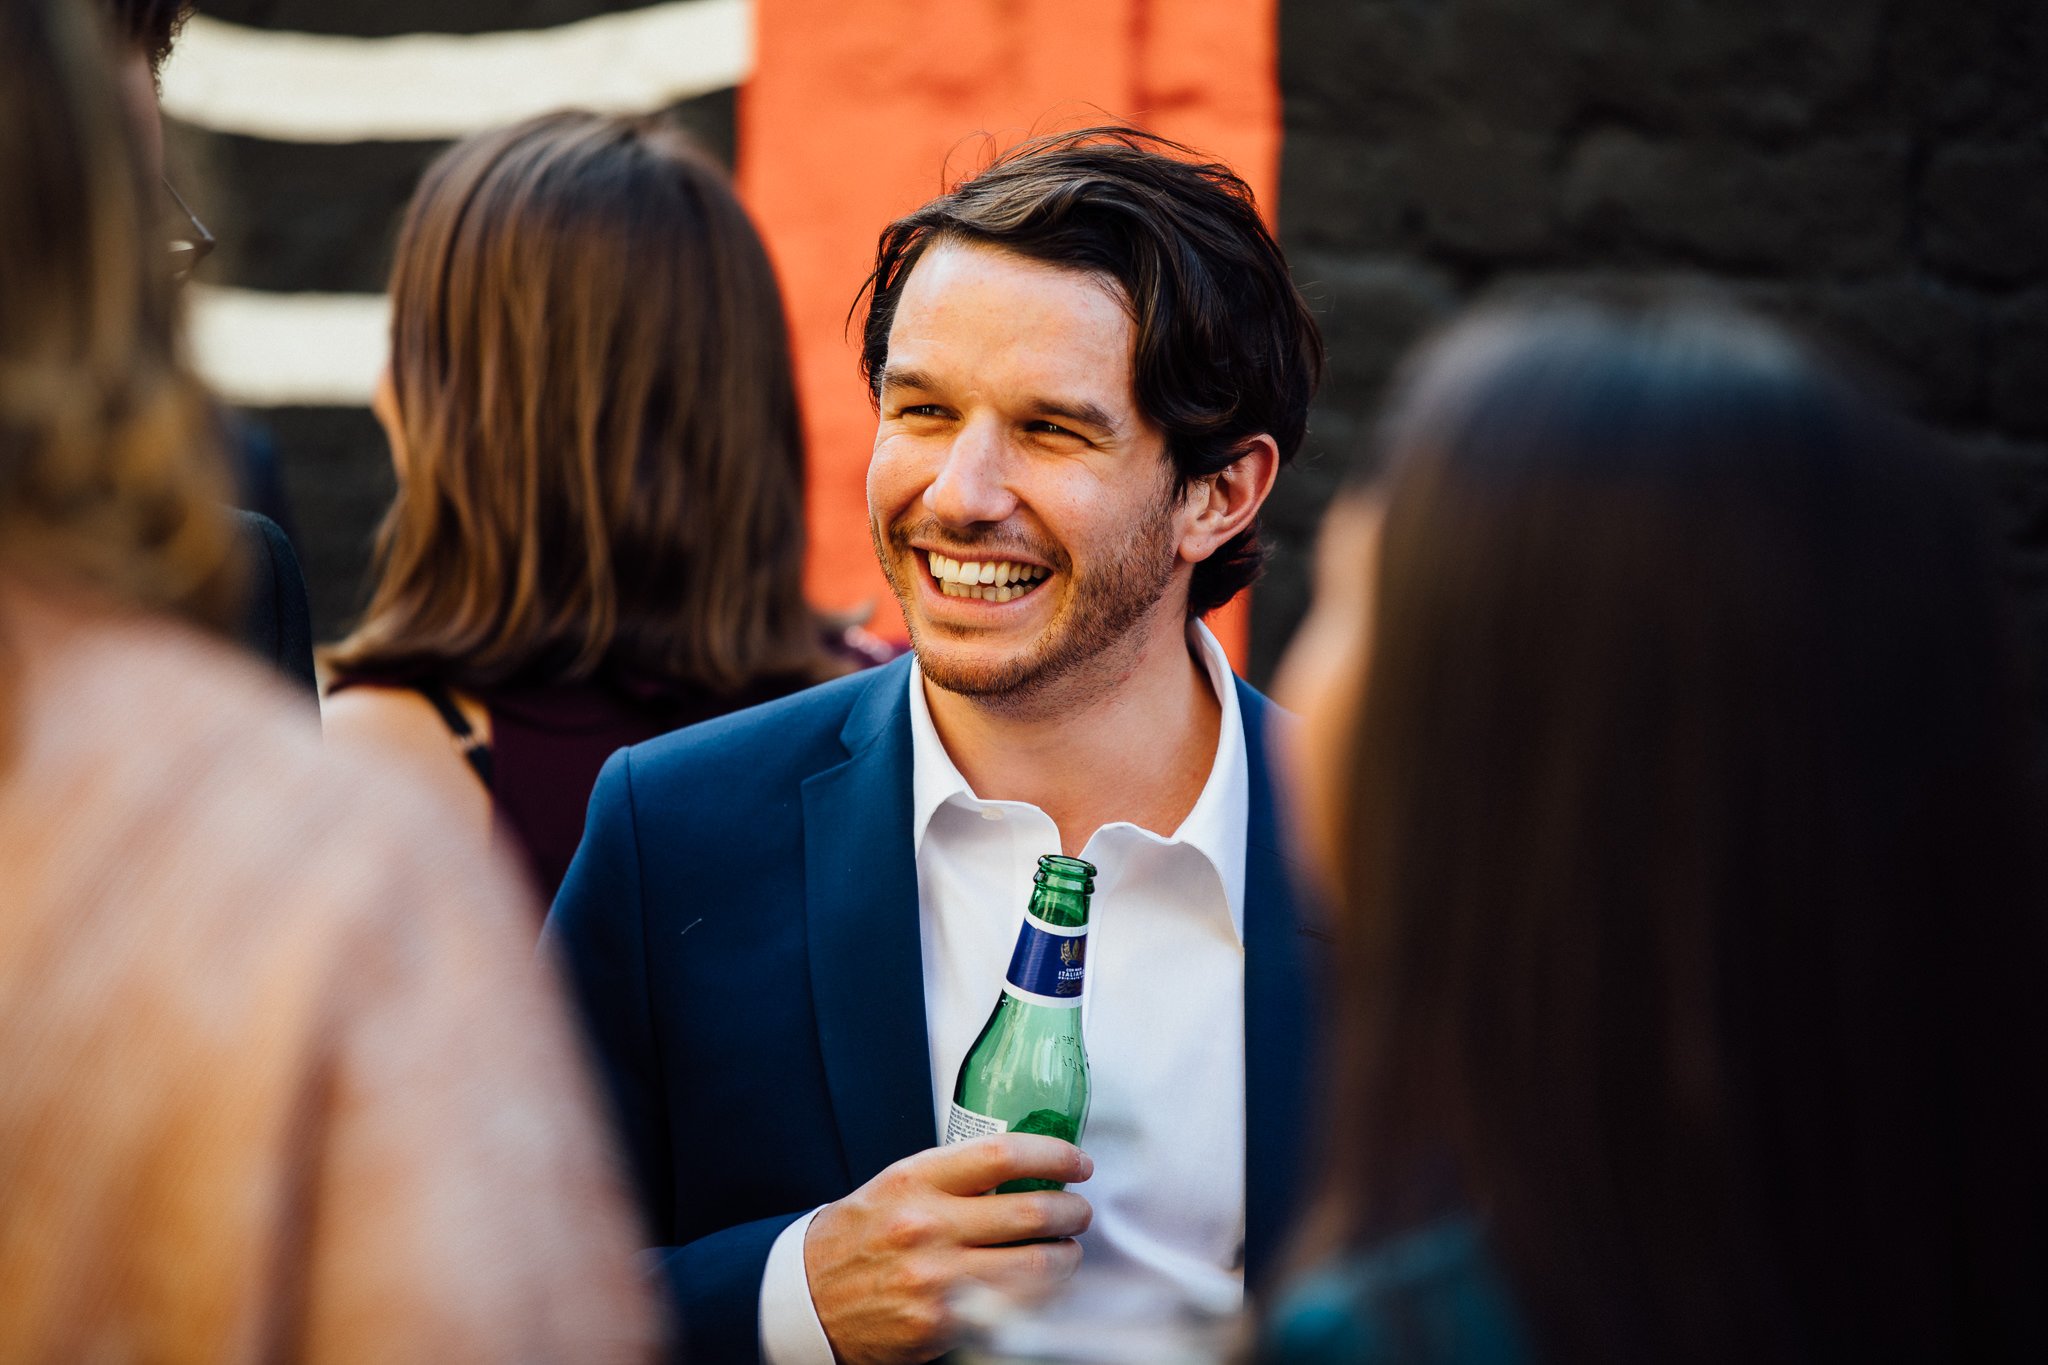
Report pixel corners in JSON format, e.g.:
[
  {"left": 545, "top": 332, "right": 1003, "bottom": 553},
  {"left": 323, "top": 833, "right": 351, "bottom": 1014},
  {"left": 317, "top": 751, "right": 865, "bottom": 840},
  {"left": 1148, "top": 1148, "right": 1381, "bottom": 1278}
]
[{"left": 944, "top": 854, "right": 1095, "bottom": 1194}]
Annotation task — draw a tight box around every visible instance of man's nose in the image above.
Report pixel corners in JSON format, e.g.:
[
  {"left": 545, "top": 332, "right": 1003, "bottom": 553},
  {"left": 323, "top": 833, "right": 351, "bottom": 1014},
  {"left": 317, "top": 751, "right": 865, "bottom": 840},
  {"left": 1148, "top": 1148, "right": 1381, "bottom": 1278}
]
[{"left": 923, "top": 418, "right": 1017, "bottom": 527}]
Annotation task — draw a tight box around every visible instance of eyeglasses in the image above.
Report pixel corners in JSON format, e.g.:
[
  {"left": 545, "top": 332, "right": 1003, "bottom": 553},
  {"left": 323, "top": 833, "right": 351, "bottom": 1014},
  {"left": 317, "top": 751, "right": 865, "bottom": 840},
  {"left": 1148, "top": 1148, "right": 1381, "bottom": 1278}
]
[{"left": 163, "top": 177, "right": 214, "bottom": 283}]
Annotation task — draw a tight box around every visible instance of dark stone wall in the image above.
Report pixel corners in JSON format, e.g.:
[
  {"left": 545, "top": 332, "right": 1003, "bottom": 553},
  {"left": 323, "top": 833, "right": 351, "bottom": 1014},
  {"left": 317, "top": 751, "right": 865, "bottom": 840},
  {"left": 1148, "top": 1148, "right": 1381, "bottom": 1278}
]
[{"left": 1258, "top": 0, "right": 2048, "bottom": 701}]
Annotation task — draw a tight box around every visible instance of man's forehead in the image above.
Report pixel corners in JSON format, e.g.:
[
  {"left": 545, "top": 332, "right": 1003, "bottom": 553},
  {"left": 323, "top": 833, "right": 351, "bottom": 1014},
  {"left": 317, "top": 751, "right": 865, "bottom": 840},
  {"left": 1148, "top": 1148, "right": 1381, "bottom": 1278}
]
[{"left": 883, "top": 241, "right": 1138, "bottom": 395}]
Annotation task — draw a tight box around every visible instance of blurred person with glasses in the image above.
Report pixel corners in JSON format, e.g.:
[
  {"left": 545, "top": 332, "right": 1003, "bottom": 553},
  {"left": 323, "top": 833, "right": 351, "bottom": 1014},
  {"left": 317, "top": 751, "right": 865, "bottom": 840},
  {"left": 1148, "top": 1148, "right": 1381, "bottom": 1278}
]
[{"left": 102, "top": 0, "right": 315, "bottom": 701}]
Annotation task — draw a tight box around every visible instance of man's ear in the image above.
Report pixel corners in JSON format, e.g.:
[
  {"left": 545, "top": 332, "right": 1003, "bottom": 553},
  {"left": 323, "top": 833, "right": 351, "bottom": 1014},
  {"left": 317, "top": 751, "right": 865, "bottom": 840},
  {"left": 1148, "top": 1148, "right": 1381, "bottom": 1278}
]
[{"left": 1177, "top": 435, "right": 1280, "bottom": 566}]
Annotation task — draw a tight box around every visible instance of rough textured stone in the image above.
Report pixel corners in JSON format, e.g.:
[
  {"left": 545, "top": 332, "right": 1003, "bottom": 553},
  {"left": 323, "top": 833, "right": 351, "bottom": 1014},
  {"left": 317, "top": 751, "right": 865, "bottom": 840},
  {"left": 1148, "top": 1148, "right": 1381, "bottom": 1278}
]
[
  {"left": 1562, "top": 131, "right": 1910, "bottom": 274},
  {"left": 1280, "top": 0, "right": 1447, "bottom": 139},
  {"left": 1285, "top": 127, "right": 1559, "bottom": 262},
  {"left": 1749, "top": 277, "right": 1989, "bottom": 428},
  {"left": 1541, "top": 0, "right": 1887, "bottom": 142},
  {"left": 1275, "top": 130, "right": 1411, "bottom": 253},
  {"left": 1401, "top": 129, "right": 1560, "bottom": 261},
  {"left": 1991, "top": 291, "right": 2048, "bottom": 439},
  {"left": 1294, "top": 252, "right": 1461, "bottom": 403},
  {"left": 1268, "top": 0, "right": 2048, "bottom": 691},
  {"left": 1920, "top": 142, "right": 2048, "bottom": 286},
  {"left": 1883, "top": 0, "right": 2048, "bottom": 138}
]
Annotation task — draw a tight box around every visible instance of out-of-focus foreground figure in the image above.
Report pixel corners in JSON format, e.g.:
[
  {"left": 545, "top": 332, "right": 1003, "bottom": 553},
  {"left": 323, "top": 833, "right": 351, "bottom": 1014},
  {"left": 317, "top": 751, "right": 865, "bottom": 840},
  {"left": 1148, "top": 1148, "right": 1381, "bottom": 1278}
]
[
  {"left": 0, "top": 0, "right": 654, "bottom": 1357},
  {"left": 1267, "top": 297, "right": 2048, "bottom": 1363},
  {"left": 322, "top": 112, "right": 878, "bottom": 903}
]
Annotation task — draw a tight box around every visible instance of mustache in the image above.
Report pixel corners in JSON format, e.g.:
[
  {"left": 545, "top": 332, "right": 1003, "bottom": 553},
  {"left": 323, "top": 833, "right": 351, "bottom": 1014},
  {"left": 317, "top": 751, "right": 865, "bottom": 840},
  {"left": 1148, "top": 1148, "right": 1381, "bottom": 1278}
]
[{"left": 888, "top": 517, "right": 1068, "bottom": 572}]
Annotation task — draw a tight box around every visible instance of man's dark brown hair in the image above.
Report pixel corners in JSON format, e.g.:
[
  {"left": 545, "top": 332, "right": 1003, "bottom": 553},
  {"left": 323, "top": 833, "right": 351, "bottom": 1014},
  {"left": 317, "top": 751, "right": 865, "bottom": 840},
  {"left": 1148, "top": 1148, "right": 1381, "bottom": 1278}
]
[
  {"left": 855, "top": 127, "right": 1324, "bottom": 618},
  {"left": 103, "top": 0, "right": 189, "bottom": 73}
]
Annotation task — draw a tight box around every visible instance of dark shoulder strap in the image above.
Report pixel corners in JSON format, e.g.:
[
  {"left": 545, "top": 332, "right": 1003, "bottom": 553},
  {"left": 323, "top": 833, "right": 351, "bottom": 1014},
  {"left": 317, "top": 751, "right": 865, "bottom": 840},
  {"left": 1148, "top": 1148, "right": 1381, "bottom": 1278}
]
[{"left": 414, "top": 681, "right": 494, "bottom": 789}]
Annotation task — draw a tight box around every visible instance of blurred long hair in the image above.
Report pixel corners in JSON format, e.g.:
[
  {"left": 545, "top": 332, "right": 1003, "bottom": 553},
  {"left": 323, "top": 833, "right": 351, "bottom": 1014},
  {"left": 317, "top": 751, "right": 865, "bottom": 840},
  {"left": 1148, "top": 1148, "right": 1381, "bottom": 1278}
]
[
  {"left": 0, "top": 0, "right": 232, "bottom": 625},
  {"left": 325, "top": 111, "right": 834, "bottom": 694},
  {"left": 1316, "top": 297, "right": 2048, "bottom": 1361}
]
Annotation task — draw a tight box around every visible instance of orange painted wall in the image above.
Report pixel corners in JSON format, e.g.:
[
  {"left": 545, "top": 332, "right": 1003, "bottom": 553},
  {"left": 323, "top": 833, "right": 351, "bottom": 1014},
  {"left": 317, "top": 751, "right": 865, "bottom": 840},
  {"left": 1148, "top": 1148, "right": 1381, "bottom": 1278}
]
[{"left": 738, "top": 0, "right": 1279, "bottom": 669}]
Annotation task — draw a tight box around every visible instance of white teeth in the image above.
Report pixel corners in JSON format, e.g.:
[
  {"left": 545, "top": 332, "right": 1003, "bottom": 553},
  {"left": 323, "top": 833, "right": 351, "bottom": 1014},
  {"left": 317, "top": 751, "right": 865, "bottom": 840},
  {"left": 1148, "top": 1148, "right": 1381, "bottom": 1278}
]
[
  {"left": 924, "top": 554, "right": 1048, "bottom": 587},
  {"left": 926, "top": 553, "right": 1053, "bottom": 598},
  {"left": 935, "top": 578, "right": 1044, "bottom": 601}
]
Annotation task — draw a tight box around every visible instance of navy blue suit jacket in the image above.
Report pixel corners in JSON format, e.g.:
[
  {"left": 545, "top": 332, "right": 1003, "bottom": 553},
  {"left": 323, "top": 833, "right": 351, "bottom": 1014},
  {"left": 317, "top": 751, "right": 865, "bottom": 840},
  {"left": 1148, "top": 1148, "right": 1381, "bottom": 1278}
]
[{"left": 548, "top": 655, "right": 1325, "bottom": 1363}]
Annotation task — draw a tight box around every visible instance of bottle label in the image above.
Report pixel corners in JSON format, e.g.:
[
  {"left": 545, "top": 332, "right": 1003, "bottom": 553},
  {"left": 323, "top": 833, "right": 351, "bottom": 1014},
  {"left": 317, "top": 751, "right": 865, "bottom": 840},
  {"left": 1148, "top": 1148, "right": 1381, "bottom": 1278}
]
[
  {"left": 1002, "top": 912, "right": 1086, "bottom": 1007},
  {"left": 944, "top": 1102, "right": 1009, "bottom": 1145}
]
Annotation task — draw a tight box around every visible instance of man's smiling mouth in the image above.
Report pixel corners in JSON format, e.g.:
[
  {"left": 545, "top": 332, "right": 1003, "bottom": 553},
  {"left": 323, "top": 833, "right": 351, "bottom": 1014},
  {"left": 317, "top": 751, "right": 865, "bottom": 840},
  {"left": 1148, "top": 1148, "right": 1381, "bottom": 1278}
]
[{"left": 924, "top": 551, "right": 1050, "bottom": 603}]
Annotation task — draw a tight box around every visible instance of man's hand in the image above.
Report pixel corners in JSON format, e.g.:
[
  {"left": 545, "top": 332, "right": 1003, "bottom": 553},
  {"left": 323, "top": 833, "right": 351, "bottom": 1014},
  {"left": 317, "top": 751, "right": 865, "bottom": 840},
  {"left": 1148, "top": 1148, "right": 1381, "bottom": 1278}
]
[{"left": 803, "top": 1134, "right": 1094, "bottom": 1365}]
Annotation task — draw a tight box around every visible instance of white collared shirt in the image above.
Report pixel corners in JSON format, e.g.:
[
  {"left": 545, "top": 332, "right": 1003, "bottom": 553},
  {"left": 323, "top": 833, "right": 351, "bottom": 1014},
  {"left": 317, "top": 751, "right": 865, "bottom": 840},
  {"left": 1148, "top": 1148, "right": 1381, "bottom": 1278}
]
[{"left": 761, "top": 622, "right": 1249, "bottom": 1362}]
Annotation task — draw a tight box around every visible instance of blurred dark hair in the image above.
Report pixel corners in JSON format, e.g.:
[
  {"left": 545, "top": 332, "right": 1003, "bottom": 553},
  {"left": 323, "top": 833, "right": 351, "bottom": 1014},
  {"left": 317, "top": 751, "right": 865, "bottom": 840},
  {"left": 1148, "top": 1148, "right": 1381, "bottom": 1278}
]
[
  {"left": 101, "top": 0, "right": 189, "bottom": 73},
  {"left": 1317, "top": 296, "right": 2048, "bottom": 1360},
  {"left": 0, "top": 0, "right": 231, "bottom": 624},
  {"left": 325, "top": 111, "right": 837, "bottom": 695},
  {"left": 854, "top": 126, "right": 1323, "bottom": 617}
]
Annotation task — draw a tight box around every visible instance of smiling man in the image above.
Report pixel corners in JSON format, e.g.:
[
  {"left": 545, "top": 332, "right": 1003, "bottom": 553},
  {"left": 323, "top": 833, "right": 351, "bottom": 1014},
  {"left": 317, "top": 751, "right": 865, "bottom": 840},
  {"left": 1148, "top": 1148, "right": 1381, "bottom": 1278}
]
[{"left": 549, "top": 129, "right": 1326, "bottom": 1365}]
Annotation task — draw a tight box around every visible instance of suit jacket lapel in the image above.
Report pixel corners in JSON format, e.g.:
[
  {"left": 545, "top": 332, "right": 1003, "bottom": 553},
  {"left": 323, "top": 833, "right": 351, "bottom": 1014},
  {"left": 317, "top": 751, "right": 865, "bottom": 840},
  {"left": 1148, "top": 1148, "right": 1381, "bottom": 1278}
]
[
  {"left": 801, "top": 657, "right": 938, "bottom": 1187},
  {"left": 1237, "top": 677, "right": 1325, "bottom": 1290}
]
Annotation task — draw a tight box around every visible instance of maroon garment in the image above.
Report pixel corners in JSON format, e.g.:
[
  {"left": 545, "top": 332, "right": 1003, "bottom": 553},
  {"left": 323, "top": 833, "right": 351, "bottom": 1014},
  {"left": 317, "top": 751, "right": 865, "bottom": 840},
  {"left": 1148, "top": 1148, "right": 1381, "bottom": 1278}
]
[
  {"left": 480, "top": 676, "right": 807, "bottom": 903},
  {"left": 330, "top": 630, "right": 901, "bottom": 906}
]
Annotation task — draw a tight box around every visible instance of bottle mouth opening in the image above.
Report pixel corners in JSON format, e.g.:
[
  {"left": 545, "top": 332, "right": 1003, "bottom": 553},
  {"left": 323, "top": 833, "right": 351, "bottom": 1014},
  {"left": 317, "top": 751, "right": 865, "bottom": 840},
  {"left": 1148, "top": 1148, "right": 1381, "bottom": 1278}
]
[{"left": 1035, "top": 853, "right": 1096, "bottom": 893}]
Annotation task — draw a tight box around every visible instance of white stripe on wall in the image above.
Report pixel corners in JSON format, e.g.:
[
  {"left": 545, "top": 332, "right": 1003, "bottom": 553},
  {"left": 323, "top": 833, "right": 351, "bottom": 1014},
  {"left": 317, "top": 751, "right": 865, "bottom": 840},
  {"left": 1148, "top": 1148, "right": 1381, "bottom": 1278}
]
[
  {"left": 161, "top": 1, "right": 752, "bottom": 143},
  {"left": 187, "top": 286, "right": 389, "bottom": 406}
]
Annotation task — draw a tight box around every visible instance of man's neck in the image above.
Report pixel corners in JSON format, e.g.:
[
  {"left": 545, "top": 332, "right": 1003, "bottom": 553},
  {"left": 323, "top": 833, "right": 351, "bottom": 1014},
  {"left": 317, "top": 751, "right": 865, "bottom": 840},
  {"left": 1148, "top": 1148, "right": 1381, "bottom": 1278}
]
[{"left": 921, "top": 613, "right": 1225, "bottom": 856}]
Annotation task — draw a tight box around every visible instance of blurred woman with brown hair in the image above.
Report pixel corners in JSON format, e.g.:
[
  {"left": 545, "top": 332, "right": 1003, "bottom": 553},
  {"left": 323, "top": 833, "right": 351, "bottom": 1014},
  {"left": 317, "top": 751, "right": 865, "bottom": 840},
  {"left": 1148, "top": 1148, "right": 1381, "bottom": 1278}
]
[
  {"left": 1263, "top": 296, "right": 2048, "bottom": 1363},
  {"left": 325, "top": 112, "right": 881, "bottom": 901},
  {"left": 0, "top": 0, "right": 653, "bottom": 1355}
]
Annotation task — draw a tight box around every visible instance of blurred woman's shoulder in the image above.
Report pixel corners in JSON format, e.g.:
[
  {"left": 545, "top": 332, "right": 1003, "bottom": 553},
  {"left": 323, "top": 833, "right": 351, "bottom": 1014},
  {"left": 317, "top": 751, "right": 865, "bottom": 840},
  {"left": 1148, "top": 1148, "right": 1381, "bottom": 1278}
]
[
  {"left": 0, "top": 581, "right": 529, "bottom": 939},
  {"left": 0, "top": 582, "right": 657, "bottom": 1359},
  {"left": 1262, "top": 1220, "right": 1530, "bottom": 1365}
]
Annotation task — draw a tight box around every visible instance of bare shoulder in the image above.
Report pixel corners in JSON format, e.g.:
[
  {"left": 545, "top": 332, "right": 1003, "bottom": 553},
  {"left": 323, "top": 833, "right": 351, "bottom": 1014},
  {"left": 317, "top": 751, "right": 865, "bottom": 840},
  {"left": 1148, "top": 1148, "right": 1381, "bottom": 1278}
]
[
  {"left": 323, "top": 681, "right": 490, "bottom": 754},
  {"left": 323, "top": 682, "right": 493, "bottom": 836}
]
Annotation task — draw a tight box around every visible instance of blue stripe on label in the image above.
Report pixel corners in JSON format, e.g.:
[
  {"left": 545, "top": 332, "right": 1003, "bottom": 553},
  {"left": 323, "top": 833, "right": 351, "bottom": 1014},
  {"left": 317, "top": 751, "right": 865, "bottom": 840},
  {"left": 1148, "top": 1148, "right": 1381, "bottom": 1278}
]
[{"left": 1006, "top": 916, "right": 1087, "bottom": 999}]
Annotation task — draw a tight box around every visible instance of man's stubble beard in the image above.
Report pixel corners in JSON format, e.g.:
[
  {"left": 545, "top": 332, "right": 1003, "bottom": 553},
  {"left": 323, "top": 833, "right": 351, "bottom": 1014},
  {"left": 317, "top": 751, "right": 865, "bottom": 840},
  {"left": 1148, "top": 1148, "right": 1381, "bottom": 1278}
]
[{"left": 871, "top": 496, "right": 1185, "bottom": 717}]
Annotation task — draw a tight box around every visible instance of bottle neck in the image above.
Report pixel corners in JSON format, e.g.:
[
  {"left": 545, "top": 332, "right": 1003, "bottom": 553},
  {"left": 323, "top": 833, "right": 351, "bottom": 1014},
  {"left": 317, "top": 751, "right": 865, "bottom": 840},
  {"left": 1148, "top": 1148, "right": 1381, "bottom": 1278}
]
[{"left": 1027, "top": 882, "right": 1090, "bottom": 929}]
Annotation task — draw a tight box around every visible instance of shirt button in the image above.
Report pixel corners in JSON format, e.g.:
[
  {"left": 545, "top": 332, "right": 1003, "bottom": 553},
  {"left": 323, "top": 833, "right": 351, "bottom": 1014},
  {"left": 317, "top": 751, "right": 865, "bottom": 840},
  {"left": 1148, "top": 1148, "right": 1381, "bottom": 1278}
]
[{"left": 980, "top": 807, "right": 1004, "bottom": 822}]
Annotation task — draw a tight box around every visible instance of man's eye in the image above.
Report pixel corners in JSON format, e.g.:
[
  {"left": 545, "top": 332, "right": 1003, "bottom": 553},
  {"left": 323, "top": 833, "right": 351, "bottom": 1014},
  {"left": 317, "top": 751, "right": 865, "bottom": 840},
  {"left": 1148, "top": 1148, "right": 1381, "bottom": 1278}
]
[
  {"left": 1028, "top": 421, "right": 1079, "bottom": 438},
  {"left": 899, "top": 404, "right": 945, "bottom": 419}
]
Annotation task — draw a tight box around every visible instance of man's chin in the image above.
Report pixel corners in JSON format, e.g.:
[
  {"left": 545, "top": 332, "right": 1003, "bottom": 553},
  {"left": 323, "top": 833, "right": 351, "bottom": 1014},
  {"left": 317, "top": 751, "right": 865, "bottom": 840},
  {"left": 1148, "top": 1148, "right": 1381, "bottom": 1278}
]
[{"left": 913, "top": 642, "right": 1047, "bottom": 700}]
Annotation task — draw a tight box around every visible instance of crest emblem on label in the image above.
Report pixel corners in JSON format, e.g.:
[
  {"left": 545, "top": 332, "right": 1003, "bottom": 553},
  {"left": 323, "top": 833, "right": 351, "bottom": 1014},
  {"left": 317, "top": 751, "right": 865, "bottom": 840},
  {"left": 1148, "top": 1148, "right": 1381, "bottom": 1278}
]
[{"left": 1005, "top": 917, "right": 1088, "bottom": 1002}]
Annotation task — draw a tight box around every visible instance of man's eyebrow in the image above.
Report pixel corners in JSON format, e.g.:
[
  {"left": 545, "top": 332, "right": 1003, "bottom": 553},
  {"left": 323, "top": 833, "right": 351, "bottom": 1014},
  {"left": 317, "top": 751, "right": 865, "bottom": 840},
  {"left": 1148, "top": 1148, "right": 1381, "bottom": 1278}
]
[
  {"left": 877, "top": 365, "right": 941, "bottom": 393},
  {"left": 1036, "top": 398, "right": 1122, "bottom": 436}
]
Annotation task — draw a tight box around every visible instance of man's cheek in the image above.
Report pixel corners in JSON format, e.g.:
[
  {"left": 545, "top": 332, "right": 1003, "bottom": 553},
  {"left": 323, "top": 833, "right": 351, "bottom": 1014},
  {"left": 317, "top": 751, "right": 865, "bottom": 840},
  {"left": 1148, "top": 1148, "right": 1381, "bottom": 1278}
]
[{"left": 866, "top": 439, "right": 928, "bottom": 515}]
